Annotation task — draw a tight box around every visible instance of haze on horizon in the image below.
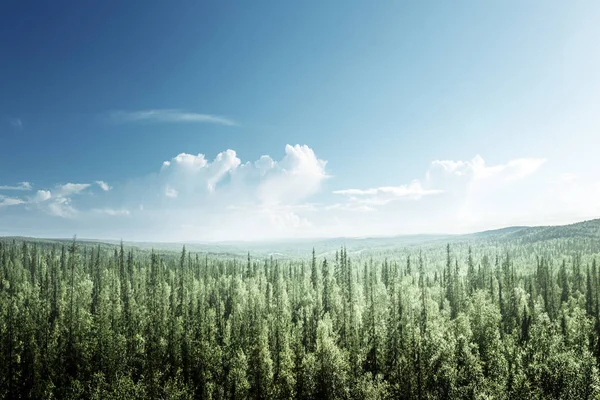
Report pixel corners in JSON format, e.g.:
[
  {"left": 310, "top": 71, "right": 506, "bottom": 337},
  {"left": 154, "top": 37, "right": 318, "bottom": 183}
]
[{"left": 1, "top": 1, "right": 599, "bottom": 242}]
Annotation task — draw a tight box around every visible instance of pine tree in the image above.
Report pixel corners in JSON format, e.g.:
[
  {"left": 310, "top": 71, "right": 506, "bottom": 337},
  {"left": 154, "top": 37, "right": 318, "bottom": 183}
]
[
  {"left": 467, "top": 246, "right": 475, "bottom": 295},
  {"left": 560, "top": 259, "right": 570, "bottom": 304},
  {"left": 586, "top": 266, "right": 594, "bottom": 316}
]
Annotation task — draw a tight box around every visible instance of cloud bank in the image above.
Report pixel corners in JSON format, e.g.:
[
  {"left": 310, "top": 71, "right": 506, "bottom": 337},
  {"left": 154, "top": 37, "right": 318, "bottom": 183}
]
[{"left": 0, "top": 147, "right": 595, "bottom": 241}]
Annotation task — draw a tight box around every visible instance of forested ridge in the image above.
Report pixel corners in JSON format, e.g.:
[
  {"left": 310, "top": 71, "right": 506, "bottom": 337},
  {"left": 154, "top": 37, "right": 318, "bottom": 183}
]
[
  {"left": 6, "top": 219, "right": 599, "bottom": 258},
  {"left": 1, "top": 236, "right": 600, "bottom": 399}
]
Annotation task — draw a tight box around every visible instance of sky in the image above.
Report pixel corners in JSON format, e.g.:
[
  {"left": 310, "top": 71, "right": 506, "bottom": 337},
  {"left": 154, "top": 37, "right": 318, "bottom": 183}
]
[{"left": 1, "top": 1, "right": 599, "bottom": 242}]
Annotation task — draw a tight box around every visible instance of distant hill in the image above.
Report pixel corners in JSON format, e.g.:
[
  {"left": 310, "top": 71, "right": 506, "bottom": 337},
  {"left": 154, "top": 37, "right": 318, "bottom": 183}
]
[
  {"left": 468, "top": 218, "right": 600, "bottom": 244},
  {"left": 2, "top": 218, "right": 599, "bottom": 257},
  {"left": 469, "top": 226, "right": 529, "bottom": 238}
]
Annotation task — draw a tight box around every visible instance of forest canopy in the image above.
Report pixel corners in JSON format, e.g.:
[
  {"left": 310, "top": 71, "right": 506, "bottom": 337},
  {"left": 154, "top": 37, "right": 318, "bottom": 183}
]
[{"left": 1, "top": 221, "right": 600, "bottom": 399}]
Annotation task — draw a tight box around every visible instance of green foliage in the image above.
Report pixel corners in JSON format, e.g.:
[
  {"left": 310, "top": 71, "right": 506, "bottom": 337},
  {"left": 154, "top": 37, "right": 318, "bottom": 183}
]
[{"left": 1, "top": 237, "right": 600, "bottom": 399}]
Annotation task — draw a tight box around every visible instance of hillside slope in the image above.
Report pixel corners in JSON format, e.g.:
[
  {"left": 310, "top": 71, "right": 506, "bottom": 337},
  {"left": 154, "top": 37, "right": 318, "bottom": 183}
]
[{"left": 469, "top": 218, "right": 600, "bottom": 243}]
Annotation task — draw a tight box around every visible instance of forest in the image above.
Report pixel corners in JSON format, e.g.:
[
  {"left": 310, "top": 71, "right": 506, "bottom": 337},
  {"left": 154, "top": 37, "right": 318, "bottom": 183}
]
[{"left": 1, "top": 225, "right": 600, "bottom": 399}]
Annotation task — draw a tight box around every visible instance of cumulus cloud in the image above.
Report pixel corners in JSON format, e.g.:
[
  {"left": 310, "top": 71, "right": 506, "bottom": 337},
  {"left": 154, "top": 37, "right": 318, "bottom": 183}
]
[
  {"left": 207, "top": 150, "right": 242, "bottom": 192},
  {"left": 94, "top": 144, "right": 329, "bottom": 240},
  {"left": 0, "top": 181, "right": 32, "bottom": 191},
  {"left": 255, "top": 155, "right": 276, "bottom": 175},
  {"left": 157, "top": 144, "right": 327, "bottom": 207},
  {"left": 0, "top": 145, "right": 328, "bottom": 237},
  {"left": 256, "top": 144, "right": 328, "bottom": 205},
  {"left": 163, "top": 153, "right": 209, "bottom": 171},
  {"left": 95, "top": 181, "right": 111, "bottom": 191},
  {"left": 110, "top": 109, "right": 237, "bottom": 126},
  {"left": 31, "top": 183, "right": 93, "bottom": 218},
  {"left": 160, "top": 150, "right": 241, "bottom": 195},
  {"left": 47, "top": 197, "right": 77, "bottom": 218},
  {"left": 426, "top": 155, "right": 546, "bottom": 189},
  {"left": 33, "top": 190, "right": 52, "bottom": 202},
  {"left": 421, "top": 155, "right": 548, "bottom": 230}
]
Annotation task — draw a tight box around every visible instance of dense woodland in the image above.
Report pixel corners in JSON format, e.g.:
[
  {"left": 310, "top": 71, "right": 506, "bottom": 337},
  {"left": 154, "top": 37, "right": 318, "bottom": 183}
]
[{"left": 1, "top": 236, "right": 600, "bottom": 399}]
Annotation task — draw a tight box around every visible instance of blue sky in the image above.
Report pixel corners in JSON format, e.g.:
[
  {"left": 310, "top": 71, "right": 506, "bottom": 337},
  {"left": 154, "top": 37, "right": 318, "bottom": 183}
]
[{"left": 1, "top": 1, "right": 599, "bottom": 241}]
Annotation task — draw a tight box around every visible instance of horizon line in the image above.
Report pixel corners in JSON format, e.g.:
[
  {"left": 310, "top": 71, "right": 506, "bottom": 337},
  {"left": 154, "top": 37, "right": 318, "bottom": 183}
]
[{"left": 1, "top": 217, "right": 597, "bottom": 246}]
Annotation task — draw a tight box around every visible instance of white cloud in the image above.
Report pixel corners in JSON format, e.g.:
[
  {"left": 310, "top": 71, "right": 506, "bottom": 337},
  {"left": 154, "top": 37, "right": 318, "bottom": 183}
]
[
  {"left": 256, "top": 144, "right": 328, "bottom": 205},
  {"left": 47, "top": 197, "right": 77, "bottom": 218},
  {"left": 161, "top": 151, "right": 235, "bottom": 196},
  {"left": 31, "top": 183, "right": 92, "bottom": 218},
  {"left": 33, "top": 190, "right": 52, "bottom": 202},
  {"left": 423, "top": 155, "right": 548, "bottom": 230},
  {"left": 161, "top": 150, "right": 241, "bottom": 193},
  {"left": 0, "top": 188, "right": 49, "bottom": 208},
  {"left": 0, "top": 186, "right": 47, "bottom": 208},
  {"left": 334, "top": 180, "right": 442, "bottom": 205},
  {"left": 0, "top": 181, "right": 32, "bottom": 191},
  {"left": 328, "top": 155, "right": 549, "bottom": 235},
  {"left": 110, "top": 109, "right": 237, "bottom": 126},
  {"left": 57, "top": 183, "right": 91, "bottom": 197},
  {"left": 206, "top": 150, "right": 241, "bottom": 192},
  {"left": 427, "top": 155, "right": 546, "bottom": 188},
  {"left": 0, "top": 196, "right": 25, "bottom": 207},
  {"left": 164, "top": 153, "right": 209, "bottom": 171},
  {"left": 92, "top": 208, "right": 130, "bottom": 216},
  {"left": 3, "top": 146, "right": 322, "bottom": 237},
  {"left": 255, "top": 155, "right": 276, "bottom": 175},
  {"left": 95, "top": 181, "right": 111, "bottom": 191},
  {"left": 80, "top": 144, "right": 328, "bottom": 241},
  {"left": 158, "top": 145, "right": 327, "bottom": 205}
]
